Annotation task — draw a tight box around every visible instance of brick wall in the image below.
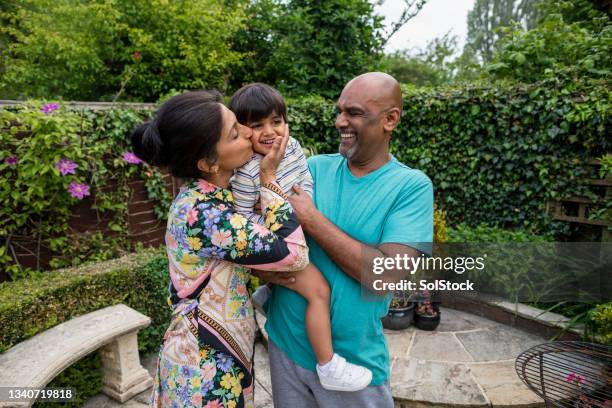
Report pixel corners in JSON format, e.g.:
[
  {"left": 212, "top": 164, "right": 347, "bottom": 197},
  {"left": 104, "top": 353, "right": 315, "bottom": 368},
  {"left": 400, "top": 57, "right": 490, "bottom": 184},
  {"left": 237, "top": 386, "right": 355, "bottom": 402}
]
[{"left": 3, "top": 173, "right": 178, "bottom": 281}]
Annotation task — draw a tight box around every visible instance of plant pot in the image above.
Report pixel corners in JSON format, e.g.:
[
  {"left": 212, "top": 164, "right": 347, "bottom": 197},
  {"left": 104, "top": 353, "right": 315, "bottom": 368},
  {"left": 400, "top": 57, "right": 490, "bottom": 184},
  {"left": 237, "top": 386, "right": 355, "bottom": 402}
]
[
  {"left": 414, "top": 307, "right": 441, "bottom": 331},
  {"left": 382, "top": 303, "right": 414, "bottom": 331}
]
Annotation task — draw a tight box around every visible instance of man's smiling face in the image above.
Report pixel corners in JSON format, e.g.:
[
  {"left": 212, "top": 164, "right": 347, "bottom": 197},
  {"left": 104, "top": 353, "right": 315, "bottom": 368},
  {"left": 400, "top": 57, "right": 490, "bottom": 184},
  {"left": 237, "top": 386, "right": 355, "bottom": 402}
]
[{"left": 335, "top": 81, "right": 388, "bottom": 163}]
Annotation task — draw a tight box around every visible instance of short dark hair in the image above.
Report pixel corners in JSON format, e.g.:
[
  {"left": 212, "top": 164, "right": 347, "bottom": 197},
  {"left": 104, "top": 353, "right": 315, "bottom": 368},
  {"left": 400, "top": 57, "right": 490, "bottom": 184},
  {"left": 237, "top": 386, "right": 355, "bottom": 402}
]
[
  {"left": 228, "top": 83, "right": 287, "bottom": 125},
  {"left": 131, "top": 90, "right": 224, "bottom": 178}
]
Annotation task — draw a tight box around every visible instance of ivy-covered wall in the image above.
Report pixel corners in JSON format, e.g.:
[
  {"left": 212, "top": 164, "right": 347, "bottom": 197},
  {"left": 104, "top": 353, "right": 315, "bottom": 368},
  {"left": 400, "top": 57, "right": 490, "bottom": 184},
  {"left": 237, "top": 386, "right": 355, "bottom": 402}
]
[{"left": 288, "top": 77, "right": 611, "bottom": 235}]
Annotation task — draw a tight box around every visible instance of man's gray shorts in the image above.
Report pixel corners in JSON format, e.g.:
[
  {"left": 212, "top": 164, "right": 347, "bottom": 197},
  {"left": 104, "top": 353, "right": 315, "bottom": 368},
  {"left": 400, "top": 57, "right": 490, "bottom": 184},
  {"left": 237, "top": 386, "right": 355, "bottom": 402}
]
[{"left": 267, "top": 339, "right": 394, "bottom": 408}]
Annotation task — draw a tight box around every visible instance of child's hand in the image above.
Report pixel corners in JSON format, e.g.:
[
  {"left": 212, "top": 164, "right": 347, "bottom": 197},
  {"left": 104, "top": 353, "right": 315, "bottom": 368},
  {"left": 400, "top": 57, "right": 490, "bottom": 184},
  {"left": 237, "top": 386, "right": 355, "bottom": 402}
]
[{"left": 259, "top": 123, "right": 289, "bottom": 184}]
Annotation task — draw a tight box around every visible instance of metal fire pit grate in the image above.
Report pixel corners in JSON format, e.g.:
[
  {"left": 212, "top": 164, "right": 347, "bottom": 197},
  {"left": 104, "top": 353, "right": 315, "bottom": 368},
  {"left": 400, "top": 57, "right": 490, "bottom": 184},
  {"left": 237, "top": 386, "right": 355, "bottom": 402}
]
[{"left": 515, "top": 341, "right": 612, "bottom": 407}]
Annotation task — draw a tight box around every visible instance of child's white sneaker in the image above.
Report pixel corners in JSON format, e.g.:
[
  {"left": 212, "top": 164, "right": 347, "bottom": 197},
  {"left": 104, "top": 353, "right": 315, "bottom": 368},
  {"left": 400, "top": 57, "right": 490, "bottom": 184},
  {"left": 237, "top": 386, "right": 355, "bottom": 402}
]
[
  {"left": 252, "top": 284, "right": 272, "bottom": 314},
  {"left": 316, "top": 353, "right": 373, "bottom": 392}
]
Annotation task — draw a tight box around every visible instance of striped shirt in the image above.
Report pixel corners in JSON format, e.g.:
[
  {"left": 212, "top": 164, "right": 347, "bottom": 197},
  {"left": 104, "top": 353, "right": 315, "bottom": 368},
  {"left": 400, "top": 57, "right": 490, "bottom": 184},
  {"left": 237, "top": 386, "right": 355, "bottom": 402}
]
[{"left": 231, "top": 136, "right": 314, "bottom": 224}]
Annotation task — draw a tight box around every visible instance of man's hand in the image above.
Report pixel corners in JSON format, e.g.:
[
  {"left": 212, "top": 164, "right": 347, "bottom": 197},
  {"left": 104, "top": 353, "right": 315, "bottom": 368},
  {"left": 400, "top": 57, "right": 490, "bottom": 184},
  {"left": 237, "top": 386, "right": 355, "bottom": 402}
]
[
  {"left": 288, "top": 185, "right": 317, "bottom": 229},
  {"left": 252, "top": 269, "right": 296, "bottom": 287}
]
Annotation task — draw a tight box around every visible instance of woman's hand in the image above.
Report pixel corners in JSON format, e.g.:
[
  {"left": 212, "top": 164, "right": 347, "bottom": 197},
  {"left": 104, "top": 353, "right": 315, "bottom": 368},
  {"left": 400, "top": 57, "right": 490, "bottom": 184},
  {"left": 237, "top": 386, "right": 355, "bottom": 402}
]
[{"left": 259, "top": 124, "right": 289, "bottom": 185}]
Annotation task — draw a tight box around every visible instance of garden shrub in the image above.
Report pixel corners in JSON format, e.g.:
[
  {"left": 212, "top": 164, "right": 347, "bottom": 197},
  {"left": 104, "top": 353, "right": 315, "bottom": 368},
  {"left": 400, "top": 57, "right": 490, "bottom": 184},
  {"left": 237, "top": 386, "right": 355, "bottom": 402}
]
[
  {"left": 0, "top": 103, "right": 170, "bottom": 278},
  {"left": 591, "top": 302, "right": 612, "bottom": 345},
  {"left": 0, "top": 248, "right": 170, "bottom": 406},
  {"left": 0, "top": 248, "right": 170, "bottom": 353},
  {"left": 446, "top": 224, "right": 554, "bottom": 243}
]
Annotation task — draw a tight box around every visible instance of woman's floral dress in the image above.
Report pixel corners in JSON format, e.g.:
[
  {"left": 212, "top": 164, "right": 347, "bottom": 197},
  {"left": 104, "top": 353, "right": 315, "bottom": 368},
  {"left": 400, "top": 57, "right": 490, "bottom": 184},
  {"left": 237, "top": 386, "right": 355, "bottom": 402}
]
[{"left": 150, "top": 179, "right": 309, "bottom": 408}]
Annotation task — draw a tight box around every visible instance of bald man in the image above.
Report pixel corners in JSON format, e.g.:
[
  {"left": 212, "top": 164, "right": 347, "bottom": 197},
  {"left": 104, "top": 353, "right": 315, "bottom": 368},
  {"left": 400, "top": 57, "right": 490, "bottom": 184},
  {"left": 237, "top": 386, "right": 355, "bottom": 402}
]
[{"left": 261, "top": 72, "right": 433, "bottom": 407}]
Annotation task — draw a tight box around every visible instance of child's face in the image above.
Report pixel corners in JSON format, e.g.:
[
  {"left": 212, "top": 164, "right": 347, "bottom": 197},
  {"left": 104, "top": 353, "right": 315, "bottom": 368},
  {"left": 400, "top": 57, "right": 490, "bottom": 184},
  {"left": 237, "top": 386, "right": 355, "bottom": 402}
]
[{"left": 248, "top": 112, "right": 286, "bottom": 155}]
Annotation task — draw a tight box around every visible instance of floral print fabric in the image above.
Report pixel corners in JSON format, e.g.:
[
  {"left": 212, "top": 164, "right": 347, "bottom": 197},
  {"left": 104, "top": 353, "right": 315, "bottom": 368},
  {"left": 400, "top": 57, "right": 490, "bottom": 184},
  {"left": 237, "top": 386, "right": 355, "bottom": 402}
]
[
  {"left": 152, "top": 344, "right": 246, "bottom": 408},
  {"left": 151, "top": 179, "right": 308, "bottom": 408}
]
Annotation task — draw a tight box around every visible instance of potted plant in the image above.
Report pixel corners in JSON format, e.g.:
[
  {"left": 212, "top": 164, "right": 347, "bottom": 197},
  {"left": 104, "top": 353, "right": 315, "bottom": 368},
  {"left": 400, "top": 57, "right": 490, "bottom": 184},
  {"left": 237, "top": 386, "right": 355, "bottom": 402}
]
[
  {"left": 382, "top": 207, "right": 447, "bottom": 331},
  {"left": 381, "top": 290, "right": 415, "bottom": 330},
  {"left": 414, "top": 290, "right": 441, "bottom": 331}
]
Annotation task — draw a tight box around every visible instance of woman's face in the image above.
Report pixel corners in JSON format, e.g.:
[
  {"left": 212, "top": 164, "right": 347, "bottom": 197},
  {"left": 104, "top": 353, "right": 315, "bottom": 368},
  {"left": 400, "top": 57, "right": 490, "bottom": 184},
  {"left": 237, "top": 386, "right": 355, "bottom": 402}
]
[{"left": 215, "top": 105, "right": 254, "bottom": 172}]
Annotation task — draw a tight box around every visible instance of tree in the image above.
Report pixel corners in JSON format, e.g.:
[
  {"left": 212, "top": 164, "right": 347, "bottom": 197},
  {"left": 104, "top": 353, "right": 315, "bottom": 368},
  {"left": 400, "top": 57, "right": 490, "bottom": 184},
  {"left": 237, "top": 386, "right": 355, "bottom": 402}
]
[
  {"left": 486, "top": 0, "right": 611, "bottom": 82},
  {"left": 228, "top": 0, "right": 283, "bottom": 91},
  {"left": 381, "top": 0, "right": 427, "bottom": 47},
  {"left": 380, "top": 33, "right": 458, "bottom": 87},
  {"left": 268, "top": 0, "right": 385, "bottom": 98},
  {"left": 465, "top": 0, "right": 542, "bottom": 63},
  {"left": 0, "top": 0, "right": 245, "bottom": 101}
]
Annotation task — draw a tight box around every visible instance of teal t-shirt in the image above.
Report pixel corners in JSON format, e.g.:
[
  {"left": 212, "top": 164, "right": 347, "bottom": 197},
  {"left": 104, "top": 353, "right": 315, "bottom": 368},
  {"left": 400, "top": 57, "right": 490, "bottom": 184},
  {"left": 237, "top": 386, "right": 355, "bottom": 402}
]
[{"left": 265, "top": 153, "right": 433, "bottom": 385}]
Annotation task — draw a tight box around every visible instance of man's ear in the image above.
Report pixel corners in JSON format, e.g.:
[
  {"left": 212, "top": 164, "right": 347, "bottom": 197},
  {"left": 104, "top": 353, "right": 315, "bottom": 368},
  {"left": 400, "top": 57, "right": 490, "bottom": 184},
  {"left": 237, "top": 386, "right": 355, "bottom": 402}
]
[
  {"left": 382, "top": 108, "right": 401, "bottom": 132},
  {"left": 197, "top": 158, "right": 219, "bottom": 174}
]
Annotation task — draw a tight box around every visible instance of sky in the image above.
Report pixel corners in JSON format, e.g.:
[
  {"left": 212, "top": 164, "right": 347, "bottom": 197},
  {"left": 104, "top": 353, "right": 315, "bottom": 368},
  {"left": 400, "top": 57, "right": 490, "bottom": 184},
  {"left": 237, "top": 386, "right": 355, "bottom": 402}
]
[{"left": 375, "top": 0, "right": 476, "bottom": 54}]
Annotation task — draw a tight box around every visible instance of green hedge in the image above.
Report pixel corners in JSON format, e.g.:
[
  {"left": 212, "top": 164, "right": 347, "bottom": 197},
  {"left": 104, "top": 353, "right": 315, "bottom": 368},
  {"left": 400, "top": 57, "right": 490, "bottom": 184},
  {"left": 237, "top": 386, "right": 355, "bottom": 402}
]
[
  {"left": 0, "top": 249, "right": 170, "bottom": 406},
  {"left": 287, "top": 77, "right": 611, "bottom": 236}
]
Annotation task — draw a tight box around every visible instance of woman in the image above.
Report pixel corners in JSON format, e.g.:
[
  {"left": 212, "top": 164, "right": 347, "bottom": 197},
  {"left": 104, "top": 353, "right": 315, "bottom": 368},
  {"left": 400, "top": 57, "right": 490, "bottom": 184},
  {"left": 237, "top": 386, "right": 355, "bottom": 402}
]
[{"left": 131, "top": 90, "right": 308, "bottom": 408}]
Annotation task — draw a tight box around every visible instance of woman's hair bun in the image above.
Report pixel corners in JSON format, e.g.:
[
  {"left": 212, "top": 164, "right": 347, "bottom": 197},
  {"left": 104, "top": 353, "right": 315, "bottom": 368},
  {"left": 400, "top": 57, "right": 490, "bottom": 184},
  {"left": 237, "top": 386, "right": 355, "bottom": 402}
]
[{"left": 131, "top": 121, "right": 166, "bottom": 166}]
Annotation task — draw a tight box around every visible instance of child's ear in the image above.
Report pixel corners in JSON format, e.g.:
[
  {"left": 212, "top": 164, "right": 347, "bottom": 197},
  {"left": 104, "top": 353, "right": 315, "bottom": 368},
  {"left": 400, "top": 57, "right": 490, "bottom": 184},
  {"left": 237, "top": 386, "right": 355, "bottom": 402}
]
[{"left": 197, "top": 158, "right": 219, "bottom": 174}]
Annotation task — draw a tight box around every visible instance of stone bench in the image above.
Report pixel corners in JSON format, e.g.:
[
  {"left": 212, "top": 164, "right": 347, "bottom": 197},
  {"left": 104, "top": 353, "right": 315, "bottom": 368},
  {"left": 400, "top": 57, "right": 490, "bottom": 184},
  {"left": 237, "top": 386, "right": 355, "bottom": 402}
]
[{"left": 0, "top": 304, "right": 154, "bottom": 407}]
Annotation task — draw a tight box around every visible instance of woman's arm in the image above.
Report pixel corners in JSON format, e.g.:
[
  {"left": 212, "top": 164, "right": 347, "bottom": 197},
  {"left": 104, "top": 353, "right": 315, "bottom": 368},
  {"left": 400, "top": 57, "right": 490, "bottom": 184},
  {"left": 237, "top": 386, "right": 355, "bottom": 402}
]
[{"left": 176, "top": 183, "right": 308, "bottom": 272}]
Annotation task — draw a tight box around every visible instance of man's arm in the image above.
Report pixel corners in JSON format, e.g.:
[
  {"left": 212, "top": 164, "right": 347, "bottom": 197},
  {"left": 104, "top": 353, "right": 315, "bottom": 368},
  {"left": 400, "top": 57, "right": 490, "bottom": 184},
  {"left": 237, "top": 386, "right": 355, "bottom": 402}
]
[{"left": 288, "top": 185, "right": 421, "bottom": 290}]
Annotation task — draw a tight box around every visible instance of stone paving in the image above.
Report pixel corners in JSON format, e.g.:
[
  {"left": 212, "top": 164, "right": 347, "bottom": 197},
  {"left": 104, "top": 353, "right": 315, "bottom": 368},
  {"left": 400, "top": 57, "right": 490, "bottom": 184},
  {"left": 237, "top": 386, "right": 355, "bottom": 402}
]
[
  {"left": 387, "top": 307, "right": 546, "bottom": 407},
  {"left": 85, "top": 307, "right": 547, "bottom": 407}
]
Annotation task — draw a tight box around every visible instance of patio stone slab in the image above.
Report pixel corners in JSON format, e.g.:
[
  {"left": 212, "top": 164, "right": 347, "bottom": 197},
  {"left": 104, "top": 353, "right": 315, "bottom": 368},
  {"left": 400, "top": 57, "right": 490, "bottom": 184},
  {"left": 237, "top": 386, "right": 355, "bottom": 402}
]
[
  {"left": 469, "top": 361, "right": 544, "bottom": 407},
  {"left": 253, "top": 342, "right": 274, "bottom": 408},
  {"left": 391, "top": 358, "right": 488, "bottom": 406},
  {"left": 456, "top": 326, "right": 543, "bottom": 362},
  {"left": 436, "top": 307, "right": 498, "bottom": 332},
  {"left": 409, "top": 331, "right": 473, "bottom": 362},
  {"left": 386, "top": 331, "right": 414, "bottom": 359}
]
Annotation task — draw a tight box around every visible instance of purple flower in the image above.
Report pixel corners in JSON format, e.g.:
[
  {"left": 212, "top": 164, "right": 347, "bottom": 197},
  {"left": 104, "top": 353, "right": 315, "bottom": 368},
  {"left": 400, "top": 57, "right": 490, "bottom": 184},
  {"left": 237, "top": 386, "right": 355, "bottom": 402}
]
[
  {"left": 239, "top": 306, "right": 248, "bottom": 317},
  {"left": 55, "top": 159, "right": 78, "bottom": 176},
  {"left": 122, "top": 151, "right": 142, "bottom": 165},
  {"left": 41, "top": 103, "right": 60, "bottom": 114},
  {"left": 202, "top": 208, "right": 222, "bottom": 228},
  {"left": 198, "top": 246, "right": 225, "bottom": 259},
  {"left": 181, "top": 366, "right": 192, "bottom": 377},
  {"left": 202, "top": 380, "right": 214, "bottom": 393},
  {"left": 216, "top": 352, "right": 234, "bottom": 373},
  {"left": 67, "top": 182, "right": 90, "bottom": 199},
  {"left": 5, "top": 156, "right": 18, "bottom": 166},
  {"left": 178, "top": 383, "right": 190, "bottom": 402},
  {"left": 202, "top": 223, "right": 218, "bottom": 237},
  {"left": 169, "top": 224, "right": 188, "bottom": 248}
]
